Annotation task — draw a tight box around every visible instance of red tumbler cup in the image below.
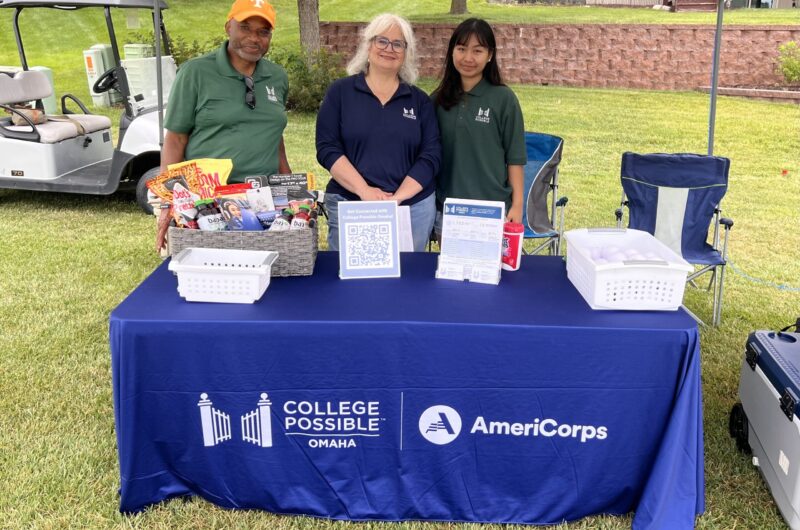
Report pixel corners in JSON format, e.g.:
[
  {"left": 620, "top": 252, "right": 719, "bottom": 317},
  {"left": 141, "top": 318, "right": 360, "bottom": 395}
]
[{"left": 502, "top": 222, "right": 524, "bottom": 271}]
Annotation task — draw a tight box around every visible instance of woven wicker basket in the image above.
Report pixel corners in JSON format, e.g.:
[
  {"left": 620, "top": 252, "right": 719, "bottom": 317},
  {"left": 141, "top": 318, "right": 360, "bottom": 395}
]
[{"left": 167, "top": 226, "right": 318, "bottom": 277}]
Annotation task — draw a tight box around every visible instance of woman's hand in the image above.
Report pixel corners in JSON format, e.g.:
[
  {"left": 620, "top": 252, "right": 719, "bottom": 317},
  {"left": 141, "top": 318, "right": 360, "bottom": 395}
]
[
  {"left": 391, "top": 176, "right": 424, "bottom": 205},
  {"left": 357, "top": 186, "right": 394, "bottom": 201},
  {"left": 506, "top": 203, "right": 523, "bottom": 224},
  {"left": 506, "top": 165, "right": 525, "bottom": 224}
]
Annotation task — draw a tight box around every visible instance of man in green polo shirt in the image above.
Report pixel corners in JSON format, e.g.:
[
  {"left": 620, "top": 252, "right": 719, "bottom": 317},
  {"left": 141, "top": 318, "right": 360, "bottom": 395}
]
[{"left": 161, "top": 0, "right": 291, "bottom": 183}]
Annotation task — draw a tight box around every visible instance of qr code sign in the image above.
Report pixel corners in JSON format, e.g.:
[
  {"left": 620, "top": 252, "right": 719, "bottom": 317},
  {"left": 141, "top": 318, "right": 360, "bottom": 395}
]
[{"left": 345, "top": 222, "right": 394, "bottom": 269}]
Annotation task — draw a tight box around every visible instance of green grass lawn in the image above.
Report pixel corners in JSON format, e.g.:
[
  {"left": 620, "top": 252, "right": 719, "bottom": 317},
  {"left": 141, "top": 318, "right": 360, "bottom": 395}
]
[{"left": 1, "top": 1, "right": 800, "bottom": 529}]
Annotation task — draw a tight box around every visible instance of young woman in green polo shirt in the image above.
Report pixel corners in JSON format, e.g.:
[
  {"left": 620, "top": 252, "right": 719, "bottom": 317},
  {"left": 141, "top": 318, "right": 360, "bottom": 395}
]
[{"left": 432, "top": 18, "right": 527, "bottom": 233}]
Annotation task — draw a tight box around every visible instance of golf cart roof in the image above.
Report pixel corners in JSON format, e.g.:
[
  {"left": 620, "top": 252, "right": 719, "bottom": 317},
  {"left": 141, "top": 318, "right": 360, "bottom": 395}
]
[{"left": 0, "top": 0, "right": 167, "bottom": 9}]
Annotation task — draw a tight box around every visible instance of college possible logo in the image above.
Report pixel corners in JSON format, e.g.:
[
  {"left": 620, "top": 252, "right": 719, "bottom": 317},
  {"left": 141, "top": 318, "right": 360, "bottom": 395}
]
[
  {"left": 402, "top": 107, "right": 416, "bottom": 120},
  {"left": 198, "top": 393, "right": 274, "bottom": 448},
  {"left": 418, "top": 405, "right": 462, "bottom": 445},
  {"left": 266, "top": 85, "right": 278, "bottom": 102},
  {"left": 197, "top": 392, "right": 385, "bottom": 450},
  {"left": 475, "top": 107, "right": 491, "bottom": 124}
]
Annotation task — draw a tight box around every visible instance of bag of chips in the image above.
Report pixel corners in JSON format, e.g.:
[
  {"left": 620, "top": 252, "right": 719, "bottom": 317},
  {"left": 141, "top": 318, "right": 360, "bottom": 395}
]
[
  {"left": 170, "top": 158, "right": 233, "bottom": 200},
  {"left": 146, "top": 162, "right": 200, "bottom": 205},
  {"left": 171, "top": 182, "right": 200, "bottom": 228}
]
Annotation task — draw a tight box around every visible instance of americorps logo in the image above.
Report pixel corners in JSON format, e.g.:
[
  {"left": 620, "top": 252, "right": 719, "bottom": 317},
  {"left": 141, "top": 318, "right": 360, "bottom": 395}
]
[
  {"left": 418, "top": 405, "right": 462, "bottom": 445},
  {"left": 417, "top": 404, "right": 609, "bottom": 445}
]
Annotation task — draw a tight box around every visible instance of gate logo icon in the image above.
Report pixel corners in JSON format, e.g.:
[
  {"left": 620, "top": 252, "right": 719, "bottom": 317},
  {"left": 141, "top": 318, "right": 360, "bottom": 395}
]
[{"left": 418, "top": 405, "right": 462, "bottom": 445}]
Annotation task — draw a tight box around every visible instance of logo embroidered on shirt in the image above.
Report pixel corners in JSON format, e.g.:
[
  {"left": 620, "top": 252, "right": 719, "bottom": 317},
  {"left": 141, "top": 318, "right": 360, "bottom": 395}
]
[
  {"left": 266, "top": 85, "right": 278, "bottom": 102},
  {"left": 402, "top": 107, "right": 416, "bottom": 120},
  {"left": 475, "top": 107, "right": 491, "bottom": 124}
]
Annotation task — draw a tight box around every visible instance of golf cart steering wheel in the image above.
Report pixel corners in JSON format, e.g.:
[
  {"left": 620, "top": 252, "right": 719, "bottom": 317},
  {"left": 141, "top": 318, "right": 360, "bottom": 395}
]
[{"left": 93, "top": 67, "right": 119, "bottom": 94}]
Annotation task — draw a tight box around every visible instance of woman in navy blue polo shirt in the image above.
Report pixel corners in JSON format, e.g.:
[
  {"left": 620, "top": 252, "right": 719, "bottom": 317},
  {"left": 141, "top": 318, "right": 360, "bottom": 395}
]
[{"left": 316, "top": 13, "right": 442, "bottom": 252}]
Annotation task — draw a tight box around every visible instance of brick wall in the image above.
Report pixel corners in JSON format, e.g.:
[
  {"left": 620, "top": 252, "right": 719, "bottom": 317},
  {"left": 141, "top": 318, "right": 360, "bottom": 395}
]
[{"left": 320, "top": 22, "right": 800, "bottom": 89}]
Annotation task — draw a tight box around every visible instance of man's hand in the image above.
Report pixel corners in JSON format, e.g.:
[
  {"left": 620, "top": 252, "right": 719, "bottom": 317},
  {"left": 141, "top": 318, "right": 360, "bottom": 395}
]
[{"left": 155, "top": 206, "right": 172, "bottom": 253}]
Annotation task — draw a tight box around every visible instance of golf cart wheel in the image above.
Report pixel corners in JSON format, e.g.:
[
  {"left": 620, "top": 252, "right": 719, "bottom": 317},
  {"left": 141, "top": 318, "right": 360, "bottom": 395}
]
[
  {"left": 136, "top": 167, "right": 161, "bottom": 215},
  {"left": 729, "top": 402, "right": 751, "bottom": 454}
]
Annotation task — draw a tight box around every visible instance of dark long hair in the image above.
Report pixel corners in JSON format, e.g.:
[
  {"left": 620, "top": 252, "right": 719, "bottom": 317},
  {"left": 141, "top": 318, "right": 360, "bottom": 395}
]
[{"left": 433, "top": 18, "right": 504, "bottom": 111}]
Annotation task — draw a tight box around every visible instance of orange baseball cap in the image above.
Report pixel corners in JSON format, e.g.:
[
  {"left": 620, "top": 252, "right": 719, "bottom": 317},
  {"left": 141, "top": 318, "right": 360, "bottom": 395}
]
[{"left": 227, "top": 0, "right": 276, "bottom": 29}]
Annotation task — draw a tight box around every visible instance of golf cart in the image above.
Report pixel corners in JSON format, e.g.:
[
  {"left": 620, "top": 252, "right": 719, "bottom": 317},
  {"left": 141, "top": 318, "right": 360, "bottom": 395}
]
[{"left": 0, "top": 0, "right": 172, "bottom": 212}]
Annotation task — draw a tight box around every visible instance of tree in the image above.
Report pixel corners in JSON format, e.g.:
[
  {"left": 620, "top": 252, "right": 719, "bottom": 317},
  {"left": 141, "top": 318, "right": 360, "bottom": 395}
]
[
  {"left": 450, "top": 0, "right": 468, "bottom": 15},
  {"left": 297, "top": 0, "right": 320, "bottom": 58}
]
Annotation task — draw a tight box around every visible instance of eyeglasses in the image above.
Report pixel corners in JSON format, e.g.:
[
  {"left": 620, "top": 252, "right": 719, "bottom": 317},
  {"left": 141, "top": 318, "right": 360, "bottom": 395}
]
[
  {"left": 244, "top": 76, "right": 255, "bottom": 109},
  {"left": 372, "top": 36, "right": 407, "bottom": 53},
  {"left": 236, "top": 22, "right": 273, "bottom": 39}
]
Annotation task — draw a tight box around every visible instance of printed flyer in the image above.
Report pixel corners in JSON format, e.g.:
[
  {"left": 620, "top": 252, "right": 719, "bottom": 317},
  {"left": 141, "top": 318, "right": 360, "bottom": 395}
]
[{"left": 436, "top": 198, "right": 505, "bottom": 285}]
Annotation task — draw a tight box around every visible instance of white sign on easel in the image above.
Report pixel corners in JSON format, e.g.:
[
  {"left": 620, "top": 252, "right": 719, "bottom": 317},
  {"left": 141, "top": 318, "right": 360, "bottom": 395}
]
[
  {"left": 436, "top": 198, "right": 505, "bottom": 285},
  {"left": 338, "top": 201, "right": 401, "bottom": 279}
]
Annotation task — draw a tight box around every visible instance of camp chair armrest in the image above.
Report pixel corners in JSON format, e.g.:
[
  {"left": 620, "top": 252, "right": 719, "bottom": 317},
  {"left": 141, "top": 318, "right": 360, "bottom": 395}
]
[
  {"left": 720, "top": 217, "right": 734, "bottom": 229},
  {"left": 0, "top": 104, "right": 41, "bottom": 142},
  {"left": 556, "top": 196, "right": 568, "bottom": 208},
  {"left": 60, "top": 93, "right": 91, "bottom": 115}
]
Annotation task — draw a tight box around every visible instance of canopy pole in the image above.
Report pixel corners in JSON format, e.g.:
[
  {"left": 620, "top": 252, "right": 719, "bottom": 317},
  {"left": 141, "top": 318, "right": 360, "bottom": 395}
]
[
  {"left": 154, "top": 0, "right": 164, "bottom": 147},
  {"left": 707, "top": 0, "right": 725, "bottom": 156}
]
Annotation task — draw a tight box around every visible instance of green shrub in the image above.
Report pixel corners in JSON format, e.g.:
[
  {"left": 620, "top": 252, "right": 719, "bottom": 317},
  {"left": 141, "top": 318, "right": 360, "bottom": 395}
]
[
  {"left": 168, "top": 35, "right": 226, "bottom": 66},
  {"left": 270, "top": 49, "right": 346, "bottom": 113},
  {"left": 123, "top": 31, "right": 344, "bottom": 111},
  {"left": 777, "top": 41, "right": 800, "bottom": 84}
]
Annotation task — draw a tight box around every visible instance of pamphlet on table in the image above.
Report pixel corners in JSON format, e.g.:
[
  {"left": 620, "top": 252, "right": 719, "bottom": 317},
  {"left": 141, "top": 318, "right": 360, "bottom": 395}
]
[{"left": 436, "top": 198, "right": 505, "bottom": 285}]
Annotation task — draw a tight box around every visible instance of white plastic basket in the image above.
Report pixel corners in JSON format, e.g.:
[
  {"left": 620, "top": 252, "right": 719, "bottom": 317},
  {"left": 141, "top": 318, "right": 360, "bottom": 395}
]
[
  {"left": 168, "top": 248, "right": 279, "bottom": 304},
  {"left": 565, "top": 228, "right": 693, "bottom": 311}
]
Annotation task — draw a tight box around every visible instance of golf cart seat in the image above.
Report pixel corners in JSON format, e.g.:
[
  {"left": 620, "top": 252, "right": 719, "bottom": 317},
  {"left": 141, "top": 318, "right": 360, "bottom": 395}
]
[{"left": 0, "top": 70, "right": 111, "bottom": 144}]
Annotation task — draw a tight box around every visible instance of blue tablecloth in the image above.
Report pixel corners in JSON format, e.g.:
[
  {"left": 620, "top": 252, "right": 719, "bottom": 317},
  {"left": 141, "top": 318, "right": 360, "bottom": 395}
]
[{"left": 110, "top": 252, "right": 703, "bottom": 529}]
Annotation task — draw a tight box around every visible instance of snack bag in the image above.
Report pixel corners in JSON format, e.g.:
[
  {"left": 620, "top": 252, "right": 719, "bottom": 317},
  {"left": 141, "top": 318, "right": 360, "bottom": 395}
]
[
  {"left": 167, "top": 159, "right": 232, "bottom": 201},
  {"left": 146, "top": 162, "right": 200, "bottom": 205},
  {"left": 215, "top": 183, "right": 263, "bottom": 231},
  {"left": 171, "top": 183, "right": 200, "bottom": 228}
]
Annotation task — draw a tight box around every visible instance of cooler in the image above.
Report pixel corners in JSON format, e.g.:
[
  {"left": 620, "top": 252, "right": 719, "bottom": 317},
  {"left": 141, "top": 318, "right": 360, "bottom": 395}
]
[{"left": 733, "top": 330, "right": 800, "bottom": 529}]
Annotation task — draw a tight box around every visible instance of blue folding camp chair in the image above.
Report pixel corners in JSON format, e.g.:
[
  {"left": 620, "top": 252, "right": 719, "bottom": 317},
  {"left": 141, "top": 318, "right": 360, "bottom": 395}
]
[
  {"left": 522, "top": 132, "right": 568, "bottom": 255},
  {"left": 615, "top": 153, "right": 734, "bottom": 326}
]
